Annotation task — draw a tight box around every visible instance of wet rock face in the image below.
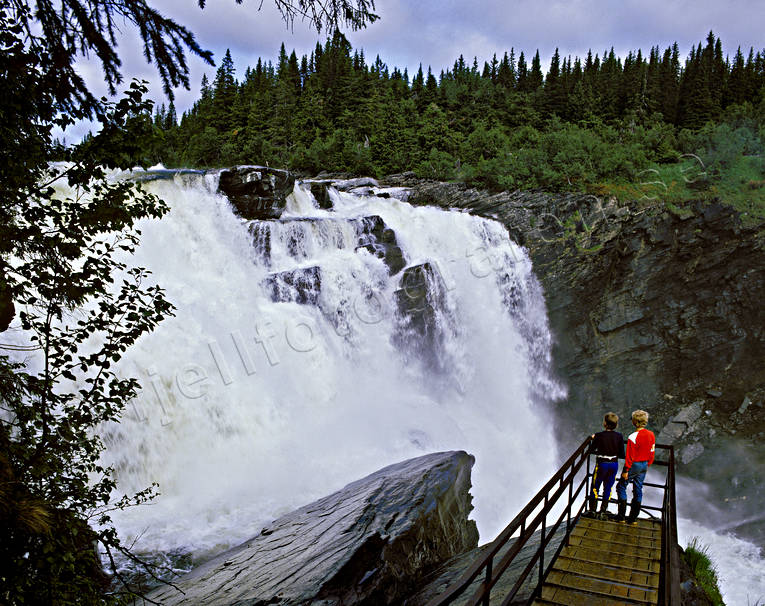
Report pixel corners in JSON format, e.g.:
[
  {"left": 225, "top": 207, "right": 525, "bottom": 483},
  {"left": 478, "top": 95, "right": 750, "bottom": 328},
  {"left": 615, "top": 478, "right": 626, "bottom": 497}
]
[
  {"left": 130, "top": 168, "right": 204, "bottom": 183},
  {"left": 398, "top": 177, "right": 765, "bottom": 430},
  {"left": 357, "top": 215, "right": 406, "bottom": 275},
  {"left": 394, "top": 262, "right": 449, "bottom": 371},
  {"left": 262, "top": 266, "right": 321, "bottom": 305},
  {"left": 218, "top": 166, "right": 295, "bottom": 220},
  {"left": 248, "top": 215, "right": 405, "bottom": 275},
  {"left": 307, "top": 180, "right": 334, "bottom": 209},
  {"left": 147, "top": 451, "right": 478, "bottom": 606}
]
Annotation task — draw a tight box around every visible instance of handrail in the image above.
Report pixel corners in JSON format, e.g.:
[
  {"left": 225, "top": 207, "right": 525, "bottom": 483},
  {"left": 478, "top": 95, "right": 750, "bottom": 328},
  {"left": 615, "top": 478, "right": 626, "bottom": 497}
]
[
  {"left": 426, "top": 436, "right": 681, "bottom": 606},
  {"left": 659, "top": 443, "right": 681, "bottom": 606},
  {"left": 425, "top": 435, "right": 593, "bottom": 606}
]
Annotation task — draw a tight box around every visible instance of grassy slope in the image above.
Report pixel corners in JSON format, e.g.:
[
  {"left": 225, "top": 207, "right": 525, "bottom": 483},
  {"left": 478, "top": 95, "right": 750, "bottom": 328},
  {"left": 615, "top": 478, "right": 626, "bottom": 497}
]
[{"left": 588, "top": 156, "right": 765, "bottom": 224}]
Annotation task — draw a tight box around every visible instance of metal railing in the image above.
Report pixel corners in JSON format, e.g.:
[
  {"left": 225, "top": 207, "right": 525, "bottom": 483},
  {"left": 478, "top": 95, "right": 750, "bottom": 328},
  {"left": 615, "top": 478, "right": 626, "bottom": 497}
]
[
  {"left": 426, "top": 436, "right": 680, "bottom": 606},
  {"left": 658, "top": 443, "right": 681, "bottom": 606}
]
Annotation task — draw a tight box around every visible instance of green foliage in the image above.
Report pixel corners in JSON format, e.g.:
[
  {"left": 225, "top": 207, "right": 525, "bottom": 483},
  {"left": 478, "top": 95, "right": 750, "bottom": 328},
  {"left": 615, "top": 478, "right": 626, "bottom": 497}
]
[
  {"left": 154, "top": 31, "right": 765, "bottom": 203},
  {"left": 415, "top": 148, "right": 459, "bottom": 181},
  {"left": 684, "top": 537, "right": 725, "bottom": 606},
  {"left": 1, "top": 77, "right": 175, "bottom": 604}
]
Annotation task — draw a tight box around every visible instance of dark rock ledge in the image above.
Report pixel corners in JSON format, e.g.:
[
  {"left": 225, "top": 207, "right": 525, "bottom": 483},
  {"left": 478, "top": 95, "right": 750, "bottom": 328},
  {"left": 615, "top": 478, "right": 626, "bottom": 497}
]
[{"left": 147, "top": 451, "right": 478, "bottom": 605}]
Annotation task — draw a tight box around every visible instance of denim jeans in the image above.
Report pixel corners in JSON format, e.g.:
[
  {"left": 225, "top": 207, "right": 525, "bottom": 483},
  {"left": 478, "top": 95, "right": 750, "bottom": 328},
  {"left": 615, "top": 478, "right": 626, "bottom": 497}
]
[
  {"left": 590, "top": 460, "right": 618, "bottom": 509},
  {"left": 616, "top": 460, "right": 648, "bottom": 503}
]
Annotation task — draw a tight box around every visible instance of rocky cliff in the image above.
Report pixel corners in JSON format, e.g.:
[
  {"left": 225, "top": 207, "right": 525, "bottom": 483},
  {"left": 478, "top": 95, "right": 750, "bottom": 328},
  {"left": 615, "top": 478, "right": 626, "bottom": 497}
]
[
  {"left": 147, "top": 451, "right": 478, "bottom": 605},
  {"left": 385, "top": 174, "right": 765, "bottom": 547}
]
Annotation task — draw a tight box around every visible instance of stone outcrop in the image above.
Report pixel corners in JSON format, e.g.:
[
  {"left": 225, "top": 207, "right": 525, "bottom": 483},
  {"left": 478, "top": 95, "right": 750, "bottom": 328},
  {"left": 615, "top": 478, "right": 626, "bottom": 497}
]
[
  {"left": 147, "top": 451, "right": 478, "bottom": 605},
  {"left": 386, "top": 174, "right": 765, "bottom": 546},
  {"left": 357, "top": 215, "right": 406, "bottom": 275},
  {"left": 332, "top": 177, "right": 380, "bottom": 191},
  {"left": 218, "top": 166, "right": 295, "bottom": 220},
  {"left": 300, "top": 178, "right": 412, "bottom": 211},
  {"left": 130, "top": 168, "right": 204, "bottom": 183},
  {"left": 304, "top": 179, "right": 334, "bottom": 210}
]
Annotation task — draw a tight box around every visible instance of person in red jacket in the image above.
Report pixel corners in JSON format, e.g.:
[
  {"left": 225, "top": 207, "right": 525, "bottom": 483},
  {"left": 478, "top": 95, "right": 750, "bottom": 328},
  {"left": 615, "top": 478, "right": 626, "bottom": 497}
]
[{"left": 615, "top": 409, "right": 655, "bottom": 525}]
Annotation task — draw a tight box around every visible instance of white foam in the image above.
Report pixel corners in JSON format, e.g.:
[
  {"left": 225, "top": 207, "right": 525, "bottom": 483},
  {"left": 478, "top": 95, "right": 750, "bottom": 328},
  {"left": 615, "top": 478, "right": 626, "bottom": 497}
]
[{"left": 99, "top": 178, "right": 563, "bottom": 561}]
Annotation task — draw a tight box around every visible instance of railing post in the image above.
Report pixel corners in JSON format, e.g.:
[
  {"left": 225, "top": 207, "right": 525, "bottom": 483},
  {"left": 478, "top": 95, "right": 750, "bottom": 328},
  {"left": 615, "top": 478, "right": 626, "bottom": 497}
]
[
  {"left": 539, "top": 494, "right": 547, "bottom": 588},
  {"left": 482, "top": 558, "right": 493, "bottom": 606},
  {"left": 585, "top": 450, "right": 592, "bottom": 510},
  {"left": 566, "top": 476, "right": 573, "bottom": 545}
]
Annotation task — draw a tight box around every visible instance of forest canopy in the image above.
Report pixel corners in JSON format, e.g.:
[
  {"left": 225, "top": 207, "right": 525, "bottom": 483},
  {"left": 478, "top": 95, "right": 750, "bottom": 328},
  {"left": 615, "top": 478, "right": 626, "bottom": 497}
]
[{"left": 145, "top": 31, "right": 765, "bottom": 205}]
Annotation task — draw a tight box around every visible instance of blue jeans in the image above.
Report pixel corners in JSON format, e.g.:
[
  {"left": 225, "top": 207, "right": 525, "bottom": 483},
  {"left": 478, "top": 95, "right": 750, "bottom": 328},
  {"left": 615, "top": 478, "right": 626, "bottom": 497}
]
[
  {"left": 590, "top": 460, "right": 618, "bottom": 509},
  {"left": 616, "top": 461, "right": 648, "bottom": 503}
]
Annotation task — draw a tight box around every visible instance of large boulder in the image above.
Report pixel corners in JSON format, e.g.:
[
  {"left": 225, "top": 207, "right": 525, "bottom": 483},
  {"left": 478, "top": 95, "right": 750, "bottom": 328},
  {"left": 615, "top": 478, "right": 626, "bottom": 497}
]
[
  {"left": 218, "top": 166, "right": 295, "bottom": 220},
  {"left": 147, "top": 451, "right": 478, "bottom": 605},
  {"left": 303, "top": 179, "right": 334, "bottom": 210}
]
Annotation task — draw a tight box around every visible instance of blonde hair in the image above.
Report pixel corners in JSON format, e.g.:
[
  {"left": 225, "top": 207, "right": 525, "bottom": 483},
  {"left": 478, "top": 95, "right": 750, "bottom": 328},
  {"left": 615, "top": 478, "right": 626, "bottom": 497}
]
[
  {"left": 603, "top": 412, "right": 618, "bottom": 430},
  {"left": 632, "top": 409, "right": 649, "bottom": 427}
]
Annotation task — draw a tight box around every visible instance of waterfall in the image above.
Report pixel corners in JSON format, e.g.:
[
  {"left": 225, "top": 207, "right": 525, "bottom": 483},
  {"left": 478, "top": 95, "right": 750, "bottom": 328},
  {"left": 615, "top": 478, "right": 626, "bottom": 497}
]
[{"left": 100, "top": 170, "right": 565, "bottom": 565}]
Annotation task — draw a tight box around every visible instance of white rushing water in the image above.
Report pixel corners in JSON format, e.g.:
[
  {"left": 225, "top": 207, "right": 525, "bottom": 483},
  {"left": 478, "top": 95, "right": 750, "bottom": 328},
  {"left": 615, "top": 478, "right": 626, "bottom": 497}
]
[
  {"left": 678, "top": 518, "right": 765, "bottom": 605},
  {"left": 100, "top": 171, "right": 564, "bottom": 564}
]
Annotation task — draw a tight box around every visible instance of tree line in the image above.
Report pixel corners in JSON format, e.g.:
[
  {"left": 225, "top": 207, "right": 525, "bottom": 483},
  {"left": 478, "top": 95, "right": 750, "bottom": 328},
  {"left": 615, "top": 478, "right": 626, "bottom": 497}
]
[{"left": 145, "top": 30, "right": 765, "bottom": 191}]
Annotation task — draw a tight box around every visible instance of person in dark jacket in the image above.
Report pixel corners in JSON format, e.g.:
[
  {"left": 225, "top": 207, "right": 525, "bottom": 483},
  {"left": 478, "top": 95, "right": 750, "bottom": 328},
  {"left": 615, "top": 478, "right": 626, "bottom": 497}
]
[{"left": 588, "top": 412, "right": 625, "bottom": 516}]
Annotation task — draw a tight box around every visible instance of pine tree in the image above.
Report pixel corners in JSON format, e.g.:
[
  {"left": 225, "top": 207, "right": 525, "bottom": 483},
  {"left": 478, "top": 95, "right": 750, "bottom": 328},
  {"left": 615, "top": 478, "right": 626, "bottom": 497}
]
[
  {"left": 211, "top": 49, "right": 237, "bottom": 132},
  {"left": 497, "top": 50, "right": 516, "bottom": 89},
  {"left": 516, "top": 51, "right": 529, "bottom": 92},
  {"left": 544, "top": 48, "right": 566, "bottom": 116},
  {"left": 727, "top": 46, "right": 747, "bottom": 106},
  {"left": 529, "top": 50, "right": 544, "bottom": 90}
]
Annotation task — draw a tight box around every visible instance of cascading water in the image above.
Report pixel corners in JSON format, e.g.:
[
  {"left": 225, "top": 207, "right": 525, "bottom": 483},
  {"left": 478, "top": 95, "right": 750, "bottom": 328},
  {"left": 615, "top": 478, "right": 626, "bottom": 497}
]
[{"left": 100, "top": 170, "right": 565, "bottom": 569}]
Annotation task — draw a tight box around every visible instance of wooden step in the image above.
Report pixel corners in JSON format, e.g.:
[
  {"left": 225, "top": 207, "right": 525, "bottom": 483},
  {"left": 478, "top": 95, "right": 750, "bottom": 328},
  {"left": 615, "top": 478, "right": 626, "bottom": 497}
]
[
  {"left": 573, "top": 520, "right": 661, "bottom": 539},
  {"left": 529, "top": 516, "right": 663, "bottom": 605},
  {"left": 553, "top": 554, "right": 660, "bottom": 589},
  {"left": 537, "top": 582, "right": 655, "bottom": 605},
  {"left": 577, "top": 516, "right": 661, "bottom": 537},
  {"left": 567, "top": 533, "right": 661, "bottom": 558},
  {"left": 543, "top": 570, "right": 658, "bottom": 604},
  {"left": 570, "top": 528, "right": 661, "bottom": 551},
  {"left": 558, "top": 544, "right": 661, "bottom": 574},
  {"left": 572, "top": 525, "right": 660, "bottom": 544}
]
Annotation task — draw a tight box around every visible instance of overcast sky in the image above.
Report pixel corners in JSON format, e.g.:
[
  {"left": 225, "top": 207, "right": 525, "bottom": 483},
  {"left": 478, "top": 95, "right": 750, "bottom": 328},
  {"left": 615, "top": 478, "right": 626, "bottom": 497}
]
[{"left": 67, "top": 0, "right": 765, "bottom": 140}]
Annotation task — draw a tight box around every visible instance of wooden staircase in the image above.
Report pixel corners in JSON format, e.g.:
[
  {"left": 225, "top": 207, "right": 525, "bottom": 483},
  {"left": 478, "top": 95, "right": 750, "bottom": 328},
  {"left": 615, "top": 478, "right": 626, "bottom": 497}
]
[
  {"left": 532, "top": 515, "right": 661, "bottom": 606},
  {"left": 424, "top": 438, "right": 679, "bottom": 606}
]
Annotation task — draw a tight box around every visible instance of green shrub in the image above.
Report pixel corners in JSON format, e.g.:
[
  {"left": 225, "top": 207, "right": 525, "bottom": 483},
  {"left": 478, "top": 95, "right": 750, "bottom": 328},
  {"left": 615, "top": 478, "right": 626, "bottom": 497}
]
[
  {"left": 684, "top": 537, "right": 725, "bottom": 606},
  {"left": 415, "top": 147, "right": 458, "bottom": 181}
]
